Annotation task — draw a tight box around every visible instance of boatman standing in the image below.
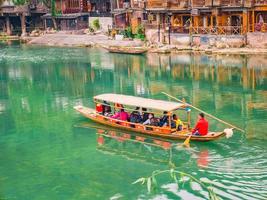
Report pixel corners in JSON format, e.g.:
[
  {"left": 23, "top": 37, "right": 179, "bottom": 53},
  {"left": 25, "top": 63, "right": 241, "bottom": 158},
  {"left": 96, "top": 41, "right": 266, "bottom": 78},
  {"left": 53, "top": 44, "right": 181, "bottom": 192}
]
[{"left": 192, "top": 113, "right": 209, "bottom": 136}]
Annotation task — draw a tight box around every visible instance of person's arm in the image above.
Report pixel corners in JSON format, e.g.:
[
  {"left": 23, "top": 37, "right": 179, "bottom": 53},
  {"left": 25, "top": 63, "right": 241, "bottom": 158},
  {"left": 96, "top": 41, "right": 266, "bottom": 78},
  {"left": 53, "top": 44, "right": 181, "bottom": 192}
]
[
  {"left": 111, "top": 112, "right": 119, "bottom": 119},
  {"left": 192, "top": 121, "right": 200, "bottom": 133},
  {"left": 143, "top": 119, "right": 150, "bottom": 125}
]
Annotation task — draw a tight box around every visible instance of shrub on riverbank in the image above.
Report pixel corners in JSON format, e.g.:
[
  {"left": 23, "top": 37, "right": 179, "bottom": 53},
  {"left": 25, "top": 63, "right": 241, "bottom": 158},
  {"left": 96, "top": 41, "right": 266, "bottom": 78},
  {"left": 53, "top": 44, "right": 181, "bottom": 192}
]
[
  {"left": 122, "top": 25, "right": 145, "bottom": 41},
  {"left": 92, "top": 19, "right": 100, "bottom": 30}
]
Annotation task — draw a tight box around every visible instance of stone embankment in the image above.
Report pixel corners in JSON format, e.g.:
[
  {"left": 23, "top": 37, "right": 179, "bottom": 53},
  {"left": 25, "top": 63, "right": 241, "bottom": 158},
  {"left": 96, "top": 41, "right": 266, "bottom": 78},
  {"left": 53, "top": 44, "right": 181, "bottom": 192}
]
[
  {"left": 24, "top": 31, "right": 267, "bottom": 55},
  {"left": 27, "top": 32, "right": 144, "bottom": 48}
]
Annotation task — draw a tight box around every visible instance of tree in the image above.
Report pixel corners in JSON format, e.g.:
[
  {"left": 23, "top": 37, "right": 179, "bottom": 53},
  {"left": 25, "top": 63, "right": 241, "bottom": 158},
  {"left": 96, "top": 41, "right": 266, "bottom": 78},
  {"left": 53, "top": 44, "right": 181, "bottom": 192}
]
[{"left": 50, "top": 0, "right": 57, "bottom": 29}]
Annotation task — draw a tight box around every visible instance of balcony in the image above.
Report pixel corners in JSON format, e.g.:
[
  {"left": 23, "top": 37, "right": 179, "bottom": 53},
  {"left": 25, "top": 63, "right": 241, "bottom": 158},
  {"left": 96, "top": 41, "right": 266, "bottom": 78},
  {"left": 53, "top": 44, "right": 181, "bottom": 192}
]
[
  {"left": 254, "top": 0, "right": 267, "bottom": 6},
  {"left": 244, "top": 0, "right": 253, "bottom": 7},
  {"left": 131, "top": 0, "right": 146, "bottom": 9},
  {"left": 147, "top": 0, "right": 168, "bottom": 8},
  {"left": 146, "top": 0, "right": 189, "bottom": 10},
  {"left": 218, "top": 0, "right": 244, "bottom": 7},
  {"left": 191, "top": 0, "right": 213, "bottom": 8},
  {"left": 115, "top": 0, "right": 131, "bottom": 9}
]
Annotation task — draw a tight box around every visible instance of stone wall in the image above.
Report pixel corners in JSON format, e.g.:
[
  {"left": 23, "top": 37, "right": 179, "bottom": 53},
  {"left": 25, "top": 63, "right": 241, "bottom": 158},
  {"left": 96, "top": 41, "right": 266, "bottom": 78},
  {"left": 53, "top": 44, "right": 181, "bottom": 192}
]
[
  {"left": 145, "top": 29, "right": 165, "bottom": 44},
  {"left": 145, "top": 29, "right": 246, "bottom": 48},
  {"left": 192, "top": 35, "right": 245, "bottom": 48},
  {"left": 89, "top": 17, "right": 112, "bottom": 32},
  {"left": 247, "top": 32, "right": 267, "bottom": 48},
  {"left": 170, "top": 33, "right": 191, "bottom": 46}
]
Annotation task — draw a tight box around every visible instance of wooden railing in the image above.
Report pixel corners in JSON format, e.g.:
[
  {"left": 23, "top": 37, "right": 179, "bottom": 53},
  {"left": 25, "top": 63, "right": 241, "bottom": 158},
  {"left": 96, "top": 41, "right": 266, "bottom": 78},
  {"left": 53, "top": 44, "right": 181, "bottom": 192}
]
[
  {"left": 190, "top": 26, "right": 243, "bottom": 35},
  {"left": 169, "top": 0, "right": 189, "bottom": 9},
  {"left": 146, "top": 0, "right": 189, "bottom": 9},
  {"left": 191, "top": 0, "right": 212, "bottom": 7},
  {"left": 147, "top": 0, "right": 168, "bottom": 8},
  {"left": 145, "top": 22, "right": 244, "bottom": 35},
  {"left": 145, "top": 0, "right": 267, "bottom": 8},
  {"left": 254, "top": 0, "right": 267, "bottom": 6},
  {"left": 219, "top": 0, "right": 244, "bottom": 6}
]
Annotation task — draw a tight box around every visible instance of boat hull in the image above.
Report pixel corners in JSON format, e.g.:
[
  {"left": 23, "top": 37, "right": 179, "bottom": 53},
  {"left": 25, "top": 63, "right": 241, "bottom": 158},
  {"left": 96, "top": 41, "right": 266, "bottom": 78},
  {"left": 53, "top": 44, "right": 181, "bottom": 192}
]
[
  {"left": 103, "top": 46, "right": 147, "bottom": 55},
  {"left": 74, "top": 106, "right": 225, "bottom": 142}
]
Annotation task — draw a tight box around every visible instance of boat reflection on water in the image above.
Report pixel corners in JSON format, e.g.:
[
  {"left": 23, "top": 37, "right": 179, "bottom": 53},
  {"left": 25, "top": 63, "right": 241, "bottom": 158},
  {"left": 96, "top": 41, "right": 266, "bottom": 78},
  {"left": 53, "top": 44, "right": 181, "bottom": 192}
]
[
  {"left": 93, "top": 125, "right": 210, "bottom": 168},
  {"left": 96, "top": 128, "right": 174, "bottom": 165}
]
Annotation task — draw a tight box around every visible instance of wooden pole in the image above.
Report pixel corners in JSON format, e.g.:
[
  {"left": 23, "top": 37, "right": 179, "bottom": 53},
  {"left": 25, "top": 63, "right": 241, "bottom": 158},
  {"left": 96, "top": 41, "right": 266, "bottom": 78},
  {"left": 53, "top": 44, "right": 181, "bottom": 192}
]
[
  {"left": 20, "top": 13, "right": 26, "bottom": 37},
  {"left": 252, "top": 9, "right": 255, "bottom": 32},
  {"left": 5, "top": 16, "right": 11, "bottom": 36},
  {"left": 162, "top": 92, "right": 245, "bottom": 133},
  {"left": 168, "top": 111, "right": 172, "bottom": 129}
]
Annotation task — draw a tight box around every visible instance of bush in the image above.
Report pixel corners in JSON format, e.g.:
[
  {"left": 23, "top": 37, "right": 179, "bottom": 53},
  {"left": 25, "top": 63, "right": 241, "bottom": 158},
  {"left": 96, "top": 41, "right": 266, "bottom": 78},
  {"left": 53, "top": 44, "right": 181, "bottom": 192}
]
[
  {"left": 92, "top": 18, "right": 100, "bottom": 30},
  {"left": 135, "top": 25, "right": 145, "bottom": 41},
  {"left": 135, "top": 34, "right": 145, "bottom": 41},
  {"left": 123, "top": 26, "right": 134, "bottom": 39},
  {"left": 136, "top": 25, "right": 144, "bottom": 35}
]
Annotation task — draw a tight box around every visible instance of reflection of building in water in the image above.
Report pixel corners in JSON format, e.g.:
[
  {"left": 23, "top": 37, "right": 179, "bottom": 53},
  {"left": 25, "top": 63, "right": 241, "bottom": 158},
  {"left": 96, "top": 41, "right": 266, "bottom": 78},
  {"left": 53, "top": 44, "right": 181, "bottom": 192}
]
[{"left": 146, "top": 53, "right": 267, "bottom": 91}]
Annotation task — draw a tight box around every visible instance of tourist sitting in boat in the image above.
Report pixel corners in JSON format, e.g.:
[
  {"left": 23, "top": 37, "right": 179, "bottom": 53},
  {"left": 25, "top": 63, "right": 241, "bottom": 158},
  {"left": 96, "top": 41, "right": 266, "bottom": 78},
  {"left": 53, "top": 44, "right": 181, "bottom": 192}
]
[
  {"left": 159, "top": 111, "right": 169, "bottom": 127},
  {"left": 96, "top": 103, "right": 103, "bottom": 114},
  {"left": 143, "top": 113, "right": 159, "bottom": 126},
  {"left": 129, "top": 107, "right": 142, "bottom": 123},
  {"left": 192, "top": 113, "right": 209, "bottom": 136},
  {"left": 141, "top": 108, "right": 149, "bottom": 123},
  {"left": 102, "top": 101, "right": 111, "bottom": 116},
  {"left": 172, "top": 114, "right": 183, "bottom": 131},
  {"left": 115, "top": 103, "right": 123, "bottom": 112},
  {"left": 111, "top": 108, "right": 129, "bottom": 121}
]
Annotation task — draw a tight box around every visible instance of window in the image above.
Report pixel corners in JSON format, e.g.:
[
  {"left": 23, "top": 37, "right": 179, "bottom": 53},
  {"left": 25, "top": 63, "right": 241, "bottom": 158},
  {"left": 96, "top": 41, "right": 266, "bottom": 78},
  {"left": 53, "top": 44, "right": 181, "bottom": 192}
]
[{"left": 106, "top": 2, "right": 110, "bottom": 12}]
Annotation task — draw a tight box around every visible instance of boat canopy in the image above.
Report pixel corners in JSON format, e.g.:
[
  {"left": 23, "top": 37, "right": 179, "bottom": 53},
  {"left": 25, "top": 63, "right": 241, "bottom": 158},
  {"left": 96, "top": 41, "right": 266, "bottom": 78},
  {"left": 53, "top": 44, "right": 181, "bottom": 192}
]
[{"left": 94, "top": 93, "right": 184, "bottom": 112}]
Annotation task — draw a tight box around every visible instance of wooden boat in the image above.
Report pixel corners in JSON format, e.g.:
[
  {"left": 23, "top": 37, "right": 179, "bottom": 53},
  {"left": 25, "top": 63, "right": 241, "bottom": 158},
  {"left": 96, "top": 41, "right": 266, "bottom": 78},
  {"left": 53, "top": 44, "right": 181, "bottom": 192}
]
[
  {"left": 74, "top": 93, "right": 226, "bottom": 142},
  {"left": 103, "top": 46, "right": 147, "bottom": 55}
]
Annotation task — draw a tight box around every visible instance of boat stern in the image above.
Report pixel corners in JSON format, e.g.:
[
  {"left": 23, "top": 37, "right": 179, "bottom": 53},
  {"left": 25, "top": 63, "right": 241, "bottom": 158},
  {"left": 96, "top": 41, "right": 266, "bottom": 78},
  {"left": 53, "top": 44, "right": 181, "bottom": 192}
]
[{"left": 73, "top": 105, "right": 96, "bottom": 117}]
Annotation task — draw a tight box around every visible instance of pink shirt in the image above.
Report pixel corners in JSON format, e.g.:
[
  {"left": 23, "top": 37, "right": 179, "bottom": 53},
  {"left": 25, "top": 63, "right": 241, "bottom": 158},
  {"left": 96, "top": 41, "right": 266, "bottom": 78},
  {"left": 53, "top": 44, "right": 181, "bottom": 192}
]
[{"left": 112, "top": 111, "right": 129, "bottom": 121}]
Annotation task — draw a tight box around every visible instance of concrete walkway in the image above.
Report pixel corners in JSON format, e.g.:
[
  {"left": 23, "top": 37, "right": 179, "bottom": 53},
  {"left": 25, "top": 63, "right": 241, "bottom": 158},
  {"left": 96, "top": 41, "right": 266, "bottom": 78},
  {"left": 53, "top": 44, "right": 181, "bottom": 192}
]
[
  {"left": 25, "top": 32, "right": 267, "bottom": 55},
  {"left": 27, "top": 32, "right": 144, "bottom": 48}
]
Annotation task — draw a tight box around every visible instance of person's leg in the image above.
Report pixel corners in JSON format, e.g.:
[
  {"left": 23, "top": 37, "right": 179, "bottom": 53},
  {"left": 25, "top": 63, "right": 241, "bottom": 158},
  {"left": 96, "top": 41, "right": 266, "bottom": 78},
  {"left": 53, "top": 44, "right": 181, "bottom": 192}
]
[
  {"left": 178, "top": 125, "right": 183, "bottom": 131},
  {"left": 193, "top": 131, "right": 200, "bottom": 136}
]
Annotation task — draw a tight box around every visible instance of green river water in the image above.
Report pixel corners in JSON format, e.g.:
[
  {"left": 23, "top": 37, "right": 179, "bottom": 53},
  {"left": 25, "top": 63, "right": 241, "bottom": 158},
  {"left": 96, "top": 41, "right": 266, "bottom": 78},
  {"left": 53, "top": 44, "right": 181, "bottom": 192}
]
[{"left": 0, "top": 42, "right": 266, "bottom": 200}]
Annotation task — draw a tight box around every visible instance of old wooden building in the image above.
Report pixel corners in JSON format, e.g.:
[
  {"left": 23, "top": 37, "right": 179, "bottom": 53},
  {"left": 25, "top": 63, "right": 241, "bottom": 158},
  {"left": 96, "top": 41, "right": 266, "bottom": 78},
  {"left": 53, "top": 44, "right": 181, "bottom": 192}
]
[
  {"left": 0, "top": 0, "right": 48, "bottom": 35},
  {"left": 42, "top": 0, "right": 89, "bottom": 30},
  {"left": 112, "top": 0, "right": 146, "bottom": 33},
  {"left": 88, "top": 0, "right": 111, "bottom": 17},
  {"left": 42, "top": 0, "right": 114, "bottom": 30},
  {"left": 145, "top": 0, "right": 267, "bottom": 37}
]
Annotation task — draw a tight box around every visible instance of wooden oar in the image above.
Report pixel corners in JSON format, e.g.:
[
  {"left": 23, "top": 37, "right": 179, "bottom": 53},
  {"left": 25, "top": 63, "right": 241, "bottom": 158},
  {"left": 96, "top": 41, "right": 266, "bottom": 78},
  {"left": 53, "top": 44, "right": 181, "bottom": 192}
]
[
  {"left": 183, "top": 134, "right": 192, "bottom": 148},
  {"left": 162, "top": 92, "right": 245, "bottom": 133}
]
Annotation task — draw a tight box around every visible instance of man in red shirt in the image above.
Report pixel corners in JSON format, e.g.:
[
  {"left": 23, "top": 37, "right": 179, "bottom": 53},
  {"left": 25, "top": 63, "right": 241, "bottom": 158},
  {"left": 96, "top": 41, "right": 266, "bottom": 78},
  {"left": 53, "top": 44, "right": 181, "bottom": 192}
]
[{"left": 192, "top": 113, "right": 209, "bottom": 136}]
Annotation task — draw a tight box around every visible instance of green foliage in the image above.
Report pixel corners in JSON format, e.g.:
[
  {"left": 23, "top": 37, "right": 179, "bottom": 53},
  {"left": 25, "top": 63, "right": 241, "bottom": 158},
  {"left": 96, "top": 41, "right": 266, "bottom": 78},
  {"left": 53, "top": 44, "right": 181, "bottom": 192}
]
[
  {"left": 92, "top": 19, "right": 100, "bottom": 30},
  {"left": 55, "top": 9, "right": 62, "bottom": 15},
  {"left": 135, "top": 25, "right": 145, "bottom": 41},
  {"left": 12, "top": 0, "right": 28, "bottom": 5},
  {"left": 137, "top": 25, "right": 144, "bottom": 35},
  {"left": 122, "top": 25, "right": 145, "bottom": 41},
  {"left": 123, "top": 26, "right": 134, "bottom": 39},
  {"left": 133, "top": 169, "right": 220, "bottom": 200},
  {"left": 51, "top": 0, "right": 56, "bottom": 17}
]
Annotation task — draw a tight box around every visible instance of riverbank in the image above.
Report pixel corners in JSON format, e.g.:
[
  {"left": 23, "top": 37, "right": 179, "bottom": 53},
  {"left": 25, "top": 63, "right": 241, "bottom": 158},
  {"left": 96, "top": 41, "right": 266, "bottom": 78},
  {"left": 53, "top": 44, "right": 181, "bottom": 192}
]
[
  {"left": 26, "top": 32, "right": 144, "bottom": 48},
  {"left": 22, "top": 32, "right": 267, "bottom": 55}
]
